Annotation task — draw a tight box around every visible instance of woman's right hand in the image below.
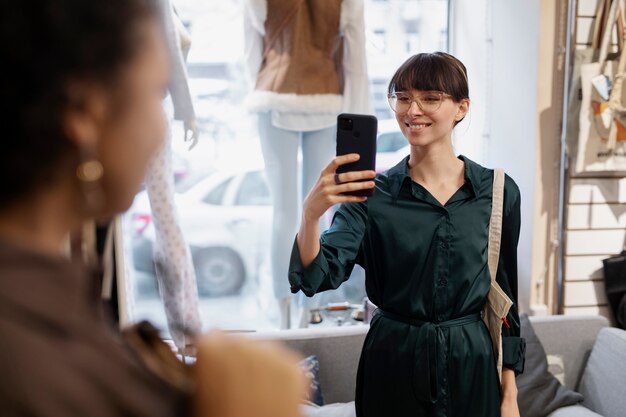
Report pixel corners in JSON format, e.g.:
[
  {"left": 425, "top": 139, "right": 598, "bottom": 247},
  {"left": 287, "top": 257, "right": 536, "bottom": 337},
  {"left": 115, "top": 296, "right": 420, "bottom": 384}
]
[{"left": 302, "top": 153, "right": 376, "bottom": 222}]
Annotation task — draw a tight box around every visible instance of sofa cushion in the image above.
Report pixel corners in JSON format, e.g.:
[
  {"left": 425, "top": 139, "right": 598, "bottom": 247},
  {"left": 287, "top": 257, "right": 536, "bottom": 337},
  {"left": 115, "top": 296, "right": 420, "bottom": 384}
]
[
  {"left": 301, "top": 401, "right": 356, "bottom": 417},
  {"left": 578, "top": 327, "right": 626, "bottom": 417},
  {"left": 547, "top": 405, "right": 603, "bottom": 417},
  {"left": 517, "top": 314, "right": 584, "bottom": 417},
  {"left": 529, "top": 315, "right": 608, "bottom": 390},
  {"left": 248, "top": 326, "right": 368, "bottom": 404}
]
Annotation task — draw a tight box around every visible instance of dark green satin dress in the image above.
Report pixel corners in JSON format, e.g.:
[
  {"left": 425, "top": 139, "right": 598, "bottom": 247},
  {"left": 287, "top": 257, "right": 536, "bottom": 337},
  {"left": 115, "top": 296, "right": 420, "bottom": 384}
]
[{"left": 289, "top": 156, "right": 526, "bottom": 417}]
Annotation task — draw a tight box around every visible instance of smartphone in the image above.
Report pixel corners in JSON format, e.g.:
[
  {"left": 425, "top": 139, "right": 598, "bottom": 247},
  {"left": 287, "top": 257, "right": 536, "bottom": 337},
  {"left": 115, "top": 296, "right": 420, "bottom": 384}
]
[{"left": 335, "top": 113, "right": 377, "bottom": 197}]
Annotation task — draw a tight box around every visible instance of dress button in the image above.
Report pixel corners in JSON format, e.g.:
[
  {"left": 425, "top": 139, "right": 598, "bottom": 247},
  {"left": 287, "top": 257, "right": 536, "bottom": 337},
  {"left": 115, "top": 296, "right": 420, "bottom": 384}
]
[
  {"left": 437, "top": 314, "right": 445, "bottom": 321},
  {"left": 438, "top": 279, "right": 447, "bottom": 286},
  {"left": 439, "top": 241, "right": 449, "bottom": 249}
]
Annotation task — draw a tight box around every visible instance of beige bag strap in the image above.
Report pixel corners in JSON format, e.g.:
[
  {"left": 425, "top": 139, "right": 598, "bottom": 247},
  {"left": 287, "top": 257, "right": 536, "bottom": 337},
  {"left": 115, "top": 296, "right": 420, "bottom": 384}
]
[
  {"left": 486, "top": 168, "right": 513, "bottom": 383},
  {"left": 488, "top": 169, "right": 505, "bottom": 282}
]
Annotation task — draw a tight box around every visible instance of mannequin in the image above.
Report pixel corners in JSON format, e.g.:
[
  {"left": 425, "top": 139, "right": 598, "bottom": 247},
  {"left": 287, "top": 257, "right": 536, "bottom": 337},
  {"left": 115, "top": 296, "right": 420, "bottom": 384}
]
[
  {"left": 244, "top": 0, "right": 372, "bottom": 328},
  {"left": 143, "top": 0, "right": 202, "bottom": 348}
]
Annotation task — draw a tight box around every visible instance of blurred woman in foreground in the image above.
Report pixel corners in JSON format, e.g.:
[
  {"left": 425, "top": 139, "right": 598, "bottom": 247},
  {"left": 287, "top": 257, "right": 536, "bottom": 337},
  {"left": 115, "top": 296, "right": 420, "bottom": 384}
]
[{"left": 0, "top": 1, "right": 305, "bottom": 416}]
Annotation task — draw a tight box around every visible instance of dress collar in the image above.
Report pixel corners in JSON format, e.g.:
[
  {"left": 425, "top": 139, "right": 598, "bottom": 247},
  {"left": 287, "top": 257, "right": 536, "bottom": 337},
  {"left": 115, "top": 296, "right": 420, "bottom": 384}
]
[{"left": 387, "top": 154, "right": 482, "bottom": 201}]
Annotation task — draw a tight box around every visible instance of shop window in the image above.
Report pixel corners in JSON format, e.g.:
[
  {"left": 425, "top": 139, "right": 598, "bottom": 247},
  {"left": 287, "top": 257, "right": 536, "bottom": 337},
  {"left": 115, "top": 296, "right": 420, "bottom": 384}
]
[{"left": 124, "top": 0, "right": 450, "bottom": 335}]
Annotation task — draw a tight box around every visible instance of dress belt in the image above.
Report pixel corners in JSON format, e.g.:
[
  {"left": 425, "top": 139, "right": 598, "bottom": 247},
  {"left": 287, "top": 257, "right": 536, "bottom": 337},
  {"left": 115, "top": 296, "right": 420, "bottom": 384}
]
[{"left": 373, "top": 310, "right": 483, "bottom": 404}]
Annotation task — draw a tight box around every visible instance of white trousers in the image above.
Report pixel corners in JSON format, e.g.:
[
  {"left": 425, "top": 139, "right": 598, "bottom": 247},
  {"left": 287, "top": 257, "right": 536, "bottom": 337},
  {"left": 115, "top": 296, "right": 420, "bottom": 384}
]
[{"left": 257, "top": 112, "right": 336, "bottom": 324}]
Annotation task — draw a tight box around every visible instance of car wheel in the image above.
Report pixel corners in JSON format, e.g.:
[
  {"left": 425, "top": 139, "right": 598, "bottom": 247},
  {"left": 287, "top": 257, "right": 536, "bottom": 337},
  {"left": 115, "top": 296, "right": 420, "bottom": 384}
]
[{"left": 194, "top": 248, "right": 245, "bottom": 297}]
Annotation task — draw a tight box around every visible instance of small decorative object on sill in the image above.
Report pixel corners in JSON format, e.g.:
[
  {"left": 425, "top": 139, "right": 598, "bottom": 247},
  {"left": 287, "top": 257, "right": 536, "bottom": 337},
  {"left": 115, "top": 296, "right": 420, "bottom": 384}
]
[
  {"left": 310, "top": 310, "right": 323, "bottom": 324},
  {"left": 351, "top": 308, "right": 365, "bottom": 321},
  {"left": 325, "top": 301, "right": 351, "bottom": 311}
]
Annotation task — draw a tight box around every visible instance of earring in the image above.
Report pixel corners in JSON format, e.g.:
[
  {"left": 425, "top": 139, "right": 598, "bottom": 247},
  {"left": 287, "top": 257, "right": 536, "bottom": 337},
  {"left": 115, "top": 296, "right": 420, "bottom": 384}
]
[{"left": 76, "top": 146, "right": 105, "bottom": 214}]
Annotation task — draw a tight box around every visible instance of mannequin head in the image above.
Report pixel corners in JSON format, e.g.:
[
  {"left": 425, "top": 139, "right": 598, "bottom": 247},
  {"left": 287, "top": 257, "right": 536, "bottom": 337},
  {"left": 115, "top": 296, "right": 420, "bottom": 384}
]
[
  {"left": 387, "top": 52, "right": 470, "bottom": 148},
  {"left": 0, "top": 0, "right": 167, "bottom": 219}
]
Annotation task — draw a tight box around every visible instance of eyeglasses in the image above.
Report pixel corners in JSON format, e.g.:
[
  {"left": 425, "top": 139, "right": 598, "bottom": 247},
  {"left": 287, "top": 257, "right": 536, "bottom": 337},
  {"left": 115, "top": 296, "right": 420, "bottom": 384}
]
[{"left": 387, "top": 91, "right": 452, "bottom": 114}]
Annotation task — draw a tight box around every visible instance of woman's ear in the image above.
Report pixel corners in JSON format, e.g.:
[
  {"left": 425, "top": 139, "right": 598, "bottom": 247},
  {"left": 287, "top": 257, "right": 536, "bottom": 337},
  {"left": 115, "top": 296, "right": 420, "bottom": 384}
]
[
  {"left": 63, "top": 82, "right": 109, "bottom": 148},
  {"left": 455, "top": 98, "right": 470, "bottom": 121}
]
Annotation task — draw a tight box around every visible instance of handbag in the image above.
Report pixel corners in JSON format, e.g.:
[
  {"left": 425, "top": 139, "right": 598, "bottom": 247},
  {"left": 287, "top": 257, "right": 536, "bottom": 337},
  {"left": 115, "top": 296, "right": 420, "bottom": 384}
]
[
  {"left": 482, "top": 168, "right": 514, "bottom": 382},
  {"left": 122, "top": 320, "right": 195, "bottom": 393},
  {"left": 602, "top": 249, "right": 626, "bottom": 329},
  {"left": 576, "top": 0, "right": 626, "bottom": 173}
]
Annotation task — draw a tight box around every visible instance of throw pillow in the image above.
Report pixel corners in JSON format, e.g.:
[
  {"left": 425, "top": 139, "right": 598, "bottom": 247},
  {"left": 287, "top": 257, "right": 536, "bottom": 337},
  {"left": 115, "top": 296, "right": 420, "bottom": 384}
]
[
  {"left": 299, "top": 355, "right": 325, "bottom": 406},
  {"left": 546, "top": 354, "right": 566, "bottom": 385},
  {"left": 517, "top": 314, "right": 584, "bottom": 417}
]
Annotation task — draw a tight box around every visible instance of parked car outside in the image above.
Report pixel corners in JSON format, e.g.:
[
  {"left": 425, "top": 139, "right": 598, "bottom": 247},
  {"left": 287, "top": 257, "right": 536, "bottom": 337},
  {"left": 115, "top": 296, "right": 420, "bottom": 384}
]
[{"left": 129, "top": 166, "right": 271, "bottom": 297}]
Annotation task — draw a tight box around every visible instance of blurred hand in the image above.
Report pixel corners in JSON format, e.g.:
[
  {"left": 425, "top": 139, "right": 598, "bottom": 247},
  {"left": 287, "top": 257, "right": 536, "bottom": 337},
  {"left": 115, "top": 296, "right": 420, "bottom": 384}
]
[
  {"left": 183, "top": 119, "right": 199, "bottom": 150},
  {"left": 501, "top": 368, "right": 520, "bottom": 417},
  {"left": 302, "top": 153, "right": 376, "bottom": 222},
  {"left": 193, "top": 331, "right": 308, "bottom": 417},
  {"left": 501, "top": 397, "right": 521, "bottom": 417}
]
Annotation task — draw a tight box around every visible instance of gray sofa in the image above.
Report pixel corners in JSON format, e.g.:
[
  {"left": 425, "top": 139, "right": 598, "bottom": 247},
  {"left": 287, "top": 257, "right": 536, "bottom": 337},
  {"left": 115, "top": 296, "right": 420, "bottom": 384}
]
[{"left": 251, "top": 315, "right": 626, "bottom": 417}]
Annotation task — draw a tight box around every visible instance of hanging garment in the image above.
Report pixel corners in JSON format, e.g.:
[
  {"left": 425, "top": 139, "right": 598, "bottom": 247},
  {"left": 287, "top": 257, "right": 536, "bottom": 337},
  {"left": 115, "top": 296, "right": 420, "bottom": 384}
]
[
  {"left": 141, "top": 0, "right": 201, "bottom": 348},
  {"left": 576, "top": 0, "right": 626, "bottom": 173},
  {"left": 145, "top": 123, "right": 202, "bottom": 349}
]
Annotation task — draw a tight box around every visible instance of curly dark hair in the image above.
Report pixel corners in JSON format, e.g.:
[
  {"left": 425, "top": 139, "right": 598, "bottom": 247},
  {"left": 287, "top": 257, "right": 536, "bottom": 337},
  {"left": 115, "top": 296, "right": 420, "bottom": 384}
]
[{"left": 0, "top": 0, "right": 159, "bottom": 208}]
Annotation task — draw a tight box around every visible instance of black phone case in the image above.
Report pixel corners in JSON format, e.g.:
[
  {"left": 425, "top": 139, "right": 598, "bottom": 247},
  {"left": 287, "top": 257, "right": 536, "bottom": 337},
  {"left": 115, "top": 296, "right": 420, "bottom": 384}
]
[{"left": 335, "top": 113, "right": 377, "bottom": 197}]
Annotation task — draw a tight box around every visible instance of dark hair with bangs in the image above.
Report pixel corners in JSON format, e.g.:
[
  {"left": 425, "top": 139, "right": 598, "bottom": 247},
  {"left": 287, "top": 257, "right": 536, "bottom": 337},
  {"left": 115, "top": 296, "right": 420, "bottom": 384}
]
[{"left": 388, "top": 52, "right": 469, "bottom": 102}]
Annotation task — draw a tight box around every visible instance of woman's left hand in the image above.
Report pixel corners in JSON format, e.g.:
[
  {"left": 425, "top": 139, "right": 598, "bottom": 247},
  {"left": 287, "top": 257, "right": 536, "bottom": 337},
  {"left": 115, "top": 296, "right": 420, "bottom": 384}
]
[
  {"left": 501, "top": 368, "right": 520, "bottom": 417},
  {"left": 500, "top": 395, "right": 521, "bottom": 417}
]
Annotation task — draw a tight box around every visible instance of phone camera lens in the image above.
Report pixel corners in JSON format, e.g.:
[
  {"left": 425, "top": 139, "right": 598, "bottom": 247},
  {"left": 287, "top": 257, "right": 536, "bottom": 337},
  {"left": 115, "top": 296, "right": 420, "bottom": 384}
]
[{"left": 340, "top": 118, "right": 353, "bottom": 131}]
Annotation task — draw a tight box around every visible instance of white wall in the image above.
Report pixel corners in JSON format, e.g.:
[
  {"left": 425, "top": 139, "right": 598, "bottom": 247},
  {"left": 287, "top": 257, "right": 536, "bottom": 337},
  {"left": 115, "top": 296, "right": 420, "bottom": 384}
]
[{"left": 451, "top": 0, "right": 541, "bottom": 312}]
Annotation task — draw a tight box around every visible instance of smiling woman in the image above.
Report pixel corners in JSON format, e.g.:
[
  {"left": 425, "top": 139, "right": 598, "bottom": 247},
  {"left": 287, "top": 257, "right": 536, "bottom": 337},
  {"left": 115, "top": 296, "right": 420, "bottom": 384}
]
[{"left": 289, "top": 52, "right": 525, "bottom": 417}]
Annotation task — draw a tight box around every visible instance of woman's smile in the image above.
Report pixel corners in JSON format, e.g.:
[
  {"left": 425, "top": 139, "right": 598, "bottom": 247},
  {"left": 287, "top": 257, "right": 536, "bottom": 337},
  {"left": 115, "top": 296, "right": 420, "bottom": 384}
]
[{"left": 405, "top": 120, "right": 433, "bottom": 133}]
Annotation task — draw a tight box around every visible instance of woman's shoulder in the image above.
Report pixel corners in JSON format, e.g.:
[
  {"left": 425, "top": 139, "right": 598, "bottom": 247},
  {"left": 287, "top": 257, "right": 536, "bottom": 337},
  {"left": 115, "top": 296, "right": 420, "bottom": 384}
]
[
  {"left": 461, "top": 156, "right": 520, "bottom": 195},
  {"left": 502, "top": 172, "right": 520, "bottom": 198}
]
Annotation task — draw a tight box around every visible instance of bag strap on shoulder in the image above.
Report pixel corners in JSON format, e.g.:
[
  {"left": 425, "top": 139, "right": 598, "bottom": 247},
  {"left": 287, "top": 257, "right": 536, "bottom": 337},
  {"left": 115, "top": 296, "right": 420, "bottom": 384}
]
[{"left": 488, "top": 169, "right": 505, "bottom": 282}]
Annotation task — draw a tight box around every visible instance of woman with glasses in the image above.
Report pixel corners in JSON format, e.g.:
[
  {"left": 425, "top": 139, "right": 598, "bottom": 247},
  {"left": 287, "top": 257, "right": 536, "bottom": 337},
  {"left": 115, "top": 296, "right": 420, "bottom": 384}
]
[{"left": 289, "top": 52, "right": 525, "bottom": 417}]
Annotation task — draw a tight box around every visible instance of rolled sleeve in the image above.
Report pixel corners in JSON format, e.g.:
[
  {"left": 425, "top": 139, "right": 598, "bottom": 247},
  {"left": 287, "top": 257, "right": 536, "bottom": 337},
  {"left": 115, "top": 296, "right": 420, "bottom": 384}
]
[
  {"left": 288, "top": 201, "right": 368, "bottom": 298},
  {"left": 502, "top": 335, "right": 526, "bottom": 375},
  {"left": 288, "top": 238, "right": 330, "bottom": 297}
]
